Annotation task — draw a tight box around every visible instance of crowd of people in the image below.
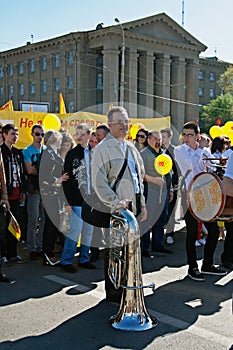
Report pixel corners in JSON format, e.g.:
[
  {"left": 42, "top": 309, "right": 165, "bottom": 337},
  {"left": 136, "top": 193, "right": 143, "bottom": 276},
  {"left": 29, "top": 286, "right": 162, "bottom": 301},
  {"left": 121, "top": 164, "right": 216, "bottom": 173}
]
[{"left": 0, "top": 108, "right": 232, "bottom": 295}]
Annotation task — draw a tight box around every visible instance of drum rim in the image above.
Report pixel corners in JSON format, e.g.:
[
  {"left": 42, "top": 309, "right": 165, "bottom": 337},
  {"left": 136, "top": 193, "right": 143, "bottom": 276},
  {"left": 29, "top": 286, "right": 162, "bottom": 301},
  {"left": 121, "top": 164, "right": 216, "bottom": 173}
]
[{"left": 187, "top": 172, "right": 225, "bottom": 222}]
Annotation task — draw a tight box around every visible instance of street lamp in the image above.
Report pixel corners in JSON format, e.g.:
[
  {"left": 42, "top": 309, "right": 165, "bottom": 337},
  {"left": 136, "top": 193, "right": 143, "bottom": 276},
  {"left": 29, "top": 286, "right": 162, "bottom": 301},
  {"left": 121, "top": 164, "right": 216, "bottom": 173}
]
[{"left": 114, "top": 17, "right": 125, "bottom": 106}]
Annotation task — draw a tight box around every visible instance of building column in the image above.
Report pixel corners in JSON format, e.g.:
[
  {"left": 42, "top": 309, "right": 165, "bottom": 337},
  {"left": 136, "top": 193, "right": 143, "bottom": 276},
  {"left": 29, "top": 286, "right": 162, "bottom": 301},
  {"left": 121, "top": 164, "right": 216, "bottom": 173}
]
[
  {"left": 102, "top": 48, "right": 119, "bottom": 114},
  {"left": 138, "top": 51, "right": 155, "bottom": 117},
  {"left": 155, "top": 55, "right": 171, "bottom": 117},
  {"left": 185, "top": 60, "right": 200, "bottom": 122},
  {"left": 170, "top": 58, "right": 186, "bottom": 132},
  {"left": 127, "top": 50, "right": 138, "bottom": 117}
]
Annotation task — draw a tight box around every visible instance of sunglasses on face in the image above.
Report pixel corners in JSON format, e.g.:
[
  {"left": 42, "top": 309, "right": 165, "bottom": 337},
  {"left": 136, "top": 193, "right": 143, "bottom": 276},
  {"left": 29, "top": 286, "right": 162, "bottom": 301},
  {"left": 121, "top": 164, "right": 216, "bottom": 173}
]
[
  {"left": 34, "top": 132, "right": 45, "bottom": 137},
  {"left": 137, "top": 134, "right": 146, "bottom": 139}
]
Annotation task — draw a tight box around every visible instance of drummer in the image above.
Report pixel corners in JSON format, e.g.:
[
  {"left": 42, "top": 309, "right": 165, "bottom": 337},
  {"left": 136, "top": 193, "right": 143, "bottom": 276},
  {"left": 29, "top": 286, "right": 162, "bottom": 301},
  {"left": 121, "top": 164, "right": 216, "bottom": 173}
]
[{"left": 174, "top": 121, "right": 227, "bottom": 281}]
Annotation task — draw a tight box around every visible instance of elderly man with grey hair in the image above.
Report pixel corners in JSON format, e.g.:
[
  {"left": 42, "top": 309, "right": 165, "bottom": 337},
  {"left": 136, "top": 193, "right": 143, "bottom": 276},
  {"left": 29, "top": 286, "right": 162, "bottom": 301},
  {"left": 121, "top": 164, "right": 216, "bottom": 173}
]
[{"left": 91, "top": 106, "right": 147, "bottom": 303}]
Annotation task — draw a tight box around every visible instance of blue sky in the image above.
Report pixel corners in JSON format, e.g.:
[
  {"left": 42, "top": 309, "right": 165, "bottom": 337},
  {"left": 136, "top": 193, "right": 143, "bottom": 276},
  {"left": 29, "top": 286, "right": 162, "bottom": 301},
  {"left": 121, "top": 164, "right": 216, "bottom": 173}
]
[{"left": 1, "top": 0, "right": 233, "bottom": 62}]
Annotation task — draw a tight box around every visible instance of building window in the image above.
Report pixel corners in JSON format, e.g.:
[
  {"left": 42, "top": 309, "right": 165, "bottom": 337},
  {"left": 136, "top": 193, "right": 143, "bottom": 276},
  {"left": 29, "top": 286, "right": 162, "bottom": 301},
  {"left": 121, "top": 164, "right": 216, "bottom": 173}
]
[
  {"left": 0, "top": 66, "right": 3, "bottom": 79},
  {"left": 54, "top": 78, "right": 60, "bottom": 91},
  {"left": 54, "top": 54, "right": 60, "bottom": 68},
  {"left": 41, "top": 57, "right": 47, "bottom": 70},
  {"left": 0, "top": 86, "right": 3, "bottom": 98},
  {"left": 199, "top": 87, "right": 203, "bottom": 97},
  {"left": 30, "top": 81, "right": 35, "bottom": 94},
  {"left": 41, "top": 80, "right": 47, "bottom": 93},
  {"left": 210, "top": 88, "right": 215, "bottom": 98},
  {"left": 19, "top": 83, "right": 24, "bottom": 96},
  {"left": 68, "top": 51, "right": 73, "bottom": 65},
  {"left": 19, "top": 62, "right": 24, "bottom": 75},
  {"left": 199, "top": 70, "right": 204, "bottom": 80},
  {"left": 9, "top": 64, "right": 13, "bottom": 77},
  {"left": 97, "top": 72, "right": 103, "bottom": 90},
  {"left": 54, "top": 101, "right": 59, "bottom": 112},
  {"left": 67, "top": 76, "right": 73, "bottom": 89},
  {"left": 68, "top": 101, "right": 74, "bottom": 113},
  {"left": 210, "top": 72, "right": 215, "bottom": 81},
  {"left": 8, "top": 85, "right": 13, "bottom": 98},
  {"left": 29, "top": 59, "right": 35, "bottom": 73}
]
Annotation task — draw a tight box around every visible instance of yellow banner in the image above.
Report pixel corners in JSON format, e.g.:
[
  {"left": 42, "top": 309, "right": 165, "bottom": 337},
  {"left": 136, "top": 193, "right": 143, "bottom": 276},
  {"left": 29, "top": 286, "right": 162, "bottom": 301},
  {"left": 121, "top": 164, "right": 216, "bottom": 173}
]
[{"left": 0, "top": 110, "right": 170, "bottom": 149}]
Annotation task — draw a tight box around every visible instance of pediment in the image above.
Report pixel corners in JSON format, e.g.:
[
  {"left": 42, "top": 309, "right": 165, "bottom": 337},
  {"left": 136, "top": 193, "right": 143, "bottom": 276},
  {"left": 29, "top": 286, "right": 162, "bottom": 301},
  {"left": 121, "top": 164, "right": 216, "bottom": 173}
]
[{"left": 122, "top": 13, "right": 206, "bottom": 52}]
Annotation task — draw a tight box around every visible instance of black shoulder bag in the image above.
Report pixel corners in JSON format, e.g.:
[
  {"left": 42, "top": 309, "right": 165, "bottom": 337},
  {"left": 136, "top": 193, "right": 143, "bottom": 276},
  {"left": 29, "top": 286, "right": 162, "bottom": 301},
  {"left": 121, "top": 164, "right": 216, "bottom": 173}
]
[{"left": 82, "top": 149, "right": 128, "bottom": 228}]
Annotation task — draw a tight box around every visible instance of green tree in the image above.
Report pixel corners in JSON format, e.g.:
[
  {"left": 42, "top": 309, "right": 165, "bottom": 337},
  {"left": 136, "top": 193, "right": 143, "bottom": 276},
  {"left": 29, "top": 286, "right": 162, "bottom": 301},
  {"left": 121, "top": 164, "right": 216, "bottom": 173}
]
[
  {"left": 200, "top": 93, "right": 233, "bottom": 133},
  {"left": 218, "top": 65, "right": 233, "bottom": 94}
]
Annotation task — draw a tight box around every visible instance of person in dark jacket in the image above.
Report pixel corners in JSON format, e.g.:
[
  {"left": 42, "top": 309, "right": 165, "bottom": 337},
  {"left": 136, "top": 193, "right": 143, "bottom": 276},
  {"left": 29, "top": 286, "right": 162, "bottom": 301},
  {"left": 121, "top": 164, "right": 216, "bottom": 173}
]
[
  {"left": 1, "top": 124, "right": 27, "bottom": 263},
  {"left": 60, "top": 123, "right": 95, "bottom": 272},
  {"left": 39, "top": 130, "right": 69, "bottom": 266},
  {"left": 0, "top": 148, "right": 10, "bottom": 281}
]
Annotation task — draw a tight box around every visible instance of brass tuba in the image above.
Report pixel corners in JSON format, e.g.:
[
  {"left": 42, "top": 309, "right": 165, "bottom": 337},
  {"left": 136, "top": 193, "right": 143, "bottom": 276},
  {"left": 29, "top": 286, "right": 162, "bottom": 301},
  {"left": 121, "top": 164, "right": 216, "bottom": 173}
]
[{"left": 108, "top": 209, "right": 157, "bottom": 331}]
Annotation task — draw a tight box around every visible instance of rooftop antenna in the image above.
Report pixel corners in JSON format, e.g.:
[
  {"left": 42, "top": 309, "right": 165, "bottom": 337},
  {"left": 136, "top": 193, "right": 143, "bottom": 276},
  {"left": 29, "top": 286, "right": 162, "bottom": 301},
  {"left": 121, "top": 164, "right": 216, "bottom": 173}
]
[
  {"left": 182, "top": 0, "right": 185, "bottom": 27},
  {"left": 31, "top": 34, "right": 34, "bottom": 43}
]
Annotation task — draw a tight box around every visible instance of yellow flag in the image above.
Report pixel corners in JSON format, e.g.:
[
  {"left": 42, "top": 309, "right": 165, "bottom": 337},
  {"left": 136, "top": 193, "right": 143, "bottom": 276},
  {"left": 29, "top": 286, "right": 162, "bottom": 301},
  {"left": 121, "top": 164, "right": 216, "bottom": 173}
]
[
  {"left": 0, "top": 100, "right": 14, "bottom": 111},
  {"left": 8, "top": 210, "right": 21, "bottom": 241},
  {"left": 59, "top": 93, "right": 66, "bottom": 114}
]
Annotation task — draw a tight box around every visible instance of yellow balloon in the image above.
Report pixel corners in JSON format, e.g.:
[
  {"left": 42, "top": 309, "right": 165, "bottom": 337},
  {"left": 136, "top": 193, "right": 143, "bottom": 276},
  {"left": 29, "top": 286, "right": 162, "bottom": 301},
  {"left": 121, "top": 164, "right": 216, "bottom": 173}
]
[
  {"left": 43, "top": 114, "right": 61, "bottom": 131},
  {"left": 209, "top": 125, "right": 223, "bottom": 139},
  {"left": 130, "top": 123, "right": 145, "bottom": 140},
  {"left": 154, "top": 154, "right": 173, "bottom": 176},
  {"left": 221, "top": 124, "right": 228, "bottom": 135},
  {"left": 223, "top": 121, "right": 233, "bottom": 133}
]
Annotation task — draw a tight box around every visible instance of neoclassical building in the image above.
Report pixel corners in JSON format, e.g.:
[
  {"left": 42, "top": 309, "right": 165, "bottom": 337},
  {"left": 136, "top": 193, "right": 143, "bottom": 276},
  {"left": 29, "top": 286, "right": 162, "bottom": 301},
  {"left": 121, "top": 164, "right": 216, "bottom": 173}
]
[{"left": 0, "top": 13, "right": 230, "bottom": 129}]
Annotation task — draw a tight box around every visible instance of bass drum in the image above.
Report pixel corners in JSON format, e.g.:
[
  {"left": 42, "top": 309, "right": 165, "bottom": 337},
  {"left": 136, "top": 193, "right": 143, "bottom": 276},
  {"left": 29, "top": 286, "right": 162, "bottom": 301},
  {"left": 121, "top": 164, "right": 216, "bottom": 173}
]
[{"left": 187, "top": 172, "right": 233, "bottom": 222}]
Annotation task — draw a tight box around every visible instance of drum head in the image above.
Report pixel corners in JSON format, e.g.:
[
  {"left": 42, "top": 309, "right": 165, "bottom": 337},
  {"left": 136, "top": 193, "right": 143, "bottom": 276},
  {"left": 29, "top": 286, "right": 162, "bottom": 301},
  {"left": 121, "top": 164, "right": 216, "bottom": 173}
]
[{"left": 188, "top": 172, "right": 225, "bottom": 222}]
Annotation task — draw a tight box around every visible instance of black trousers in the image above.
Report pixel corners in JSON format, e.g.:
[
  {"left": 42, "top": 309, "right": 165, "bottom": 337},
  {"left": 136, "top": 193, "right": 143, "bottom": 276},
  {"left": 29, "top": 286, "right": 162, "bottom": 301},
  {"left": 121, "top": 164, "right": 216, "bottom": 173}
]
[
  {"left": 184, "top": 208, "right": 219, "bottom": 269},
  {"left": 43, "top": 196, "right": 60, "bottom": 258}
]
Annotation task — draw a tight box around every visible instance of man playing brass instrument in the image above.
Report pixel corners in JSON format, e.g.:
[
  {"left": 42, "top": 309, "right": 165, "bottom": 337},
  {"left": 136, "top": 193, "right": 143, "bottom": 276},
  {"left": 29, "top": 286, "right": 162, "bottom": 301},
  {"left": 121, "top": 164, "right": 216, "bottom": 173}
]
[{"left": 91, "top": 106, "right": 147, "bottom": 303}]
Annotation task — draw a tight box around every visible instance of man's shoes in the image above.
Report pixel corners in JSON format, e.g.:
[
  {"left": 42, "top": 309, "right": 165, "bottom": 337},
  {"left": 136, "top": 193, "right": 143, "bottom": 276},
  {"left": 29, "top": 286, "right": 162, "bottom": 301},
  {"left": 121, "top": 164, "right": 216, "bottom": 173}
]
[
  {"left": 188, "top": 268, "right": 205, "bottom": 281},
  {"left": 30, "top": 251, "right": 40, "bottom": 261},
  {"left": 0, "top": 257, "right": 8, "bottom": 265},
  {"left": 8, "top": 256, "right": 27, "bottom": 264},
  {"left": 166, "top": 236, "right": 174, "bottom": 245},
  {"left": 222, "top": 262, "right": 233, "bottom": 270},
  {"left": 141, "top": 250, "right": 151, "bottom": 257},
  {"left": 201, "top": 265, "right": 227, "bottom": 276},
  {"left": 60, "top": 264, "right": 78, "bottom": 273},
  {"left": 0, "top": 274, "right": 10, "bottom": 282},
  {"left": 153, "top": 247, "right": 173, "bottom": 254},
  {"left": 78, "top": 261, "right": 96, "bottom": 269}
]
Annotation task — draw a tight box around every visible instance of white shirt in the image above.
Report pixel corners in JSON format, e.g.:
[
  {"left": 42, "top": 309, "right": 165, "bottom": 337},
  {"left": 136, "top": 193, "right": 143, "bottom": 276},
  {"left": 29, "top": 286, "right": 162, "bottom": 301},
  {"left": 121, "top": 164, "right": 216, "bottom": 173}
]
[{"left": 174, "top": 143, "right": 204, "bottom": 190}]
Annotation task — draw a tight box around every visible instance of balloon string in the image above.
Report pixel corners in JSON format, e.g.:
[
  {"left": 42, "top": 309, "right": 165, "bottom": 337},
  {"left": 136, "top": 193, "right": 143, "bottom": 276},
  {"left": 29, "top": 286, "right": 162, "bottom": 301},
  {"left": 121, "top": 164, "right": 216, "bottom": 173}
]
[{"left": 159, "top": 176, "right": 163, "bottom": 203}]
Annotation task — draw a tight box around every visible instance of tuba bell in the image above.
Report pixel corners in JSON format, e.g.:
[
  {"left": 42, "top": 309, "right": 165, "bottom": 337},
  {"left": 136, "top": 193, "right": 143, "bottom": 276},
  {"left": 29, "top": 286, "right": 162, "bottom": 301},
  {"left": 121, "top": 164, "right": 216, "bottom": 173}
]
[{"left": 108, "top": 208, "right": 157, "bottom": 331}]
